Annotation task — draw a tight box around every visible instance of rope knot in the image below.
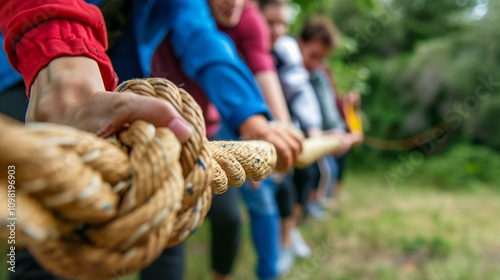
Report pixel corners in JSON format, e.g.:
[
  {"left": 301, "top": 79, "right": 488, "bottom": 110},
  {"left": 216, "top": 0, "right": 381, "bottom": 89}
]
[{"left": 0, "top": 78, "right": 276, "bottom": 279}]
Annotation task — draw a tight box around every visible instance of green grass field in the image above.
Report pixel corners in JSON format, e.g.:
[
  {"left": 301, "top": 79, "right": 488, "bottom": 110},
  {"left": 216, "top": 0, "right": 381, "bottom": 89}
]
[
  {"left": 185, "top": 173, "right": 500, "bottom": 280},
  {"left": 2, "top": 173, "right": 500, "bottom": 280}
]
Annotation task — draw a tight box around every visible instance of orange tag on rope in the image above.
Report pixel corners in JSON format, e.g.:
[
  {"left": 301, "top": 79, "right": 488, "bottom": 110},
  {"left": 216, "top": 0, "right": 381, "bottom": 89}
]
[{"left": 344, "top": 102, "right": 363, "bottom": 134}]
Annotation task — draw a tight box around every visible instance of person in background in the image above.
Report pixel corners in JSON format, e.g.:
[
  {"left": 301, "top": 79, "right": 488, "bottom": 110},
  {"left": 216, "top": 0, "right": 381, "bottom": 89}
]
[
  {"left": 0, "top": 1, "right": 302, "bottom": 280},
  {"left": 210, "top": 1, "right": 301, "bottom": 279},
  {"left": 260, "top": 0, "right": 358, "bottom": 272},
  {"left": 300, "top": 16, "right": 363, "bottom": 215},
  {"left": 330, "top": 90, "right": 364, "bottom": 205},
  {"left": 152, "top": 1, "right": 302, "bottom": 279}
]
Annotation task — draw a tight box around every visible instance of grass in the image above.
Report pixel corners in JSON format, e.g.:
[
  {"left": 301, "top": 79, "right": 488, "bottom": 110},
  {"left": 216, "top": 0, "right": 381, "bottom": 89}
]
[
  {"left": 2, "top": 172, "right": 500, "bottom": 280},
  {"left": 185, "top": 173, "right": 500, "bottom": 280}
]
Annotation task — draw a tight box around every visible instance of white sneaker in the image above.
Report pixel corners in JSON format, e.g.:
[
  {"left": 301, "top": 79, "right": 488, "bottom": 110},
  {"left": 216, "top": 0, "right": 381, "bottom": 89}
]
[
  {"left": 277, "top": 247, "right": 294, "bottom": 276},
  {"left": 291, "top": 228, "right": 311, "bottom": 258},
  {"left": 306, "top": 202, "right": 326, "bottom": 221}
]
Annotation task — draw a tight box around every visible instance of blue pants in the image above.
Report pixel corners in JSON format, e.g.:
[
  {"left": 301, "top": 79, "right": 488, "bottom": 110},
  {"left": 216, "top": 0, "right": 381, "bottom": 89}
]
[
  {"left": 216, "top": 122, "right": 281, "bottom": 280},
  {"left": 317, "top": 156, "right": 339, "bottom": 198},
  {"left": 239, "top": 178, "right": 280, "bottom": 280}
]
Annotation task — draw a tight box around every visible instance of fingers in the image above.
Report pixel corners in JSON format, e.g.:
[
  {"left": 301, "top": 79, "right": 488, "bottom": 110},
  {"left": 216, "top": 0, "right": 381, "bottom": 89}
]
[
  {"left": 332, "top": 134, "right": 353, "bottom": 156},
  {"left": 270, "top": 128, "right": 304, "bottom": 172},
  {"left": 74, "top": 91, "right": 193, "bottom": 142},
  {"left": 273, "top": 134, "right": 294, "bottom": 172},
  {"left": 240, "top": 117, "right": 304, "bottom": 171},
  {"left": 274, "top": 126, "right": 302, "bottom": 165},
  {"left": 269, "top": 122, "right": 304, "bottom": 167},
  {"left": 121, "top": 92, "right": 193, "bottom": 142},
  {"left": 249, "top": 180, "right": 261, "bottom": 190}
]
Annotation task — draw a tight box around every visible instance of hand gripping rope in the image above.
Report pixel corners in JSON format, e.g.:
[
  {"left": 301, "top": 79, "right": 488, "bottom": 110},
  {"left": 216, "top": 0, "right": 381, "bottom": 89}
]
[{"left": 0, "top": 78, "right": 341, "bottom": 279}]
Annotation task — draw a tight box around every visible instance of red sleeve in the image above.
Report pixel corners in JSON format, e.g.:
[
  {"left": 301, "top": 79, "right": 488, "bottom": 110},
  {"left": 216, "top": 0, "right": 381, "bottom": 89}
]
[
  {"left": 235, "top": 2, "right": 276, "bottom": 74},
  {"left": 0, "top": 0, "right": 117, "bottom": 96}
]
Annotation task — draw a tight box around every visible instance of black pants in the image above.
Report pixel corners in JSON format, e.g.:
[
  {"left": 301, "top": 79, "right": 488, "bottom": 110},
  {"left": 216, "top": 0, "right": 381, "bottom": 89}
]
[
  {"left": 3, "top": 82, "right": 242, "bottom": 279},
  {"left": 293, "top": 164, "right": 321, "bottom": 207},
  {"left": 8, "top": 185, "right": 241, "bottom": 280},
  {"left": 0, "top": 82, "right": 29, "bottom": 122},
  {"left": 9, "top": 245, "right": 185, "bottom": 280},
  {"left": 275, "top": 174, "right": 295, "bottom": 218},
  {"left": 206, "top": 186, "right": 241, "bottom": 276},
  {"left": 274, "top": 163, "right": 321, "bottom": 217}
]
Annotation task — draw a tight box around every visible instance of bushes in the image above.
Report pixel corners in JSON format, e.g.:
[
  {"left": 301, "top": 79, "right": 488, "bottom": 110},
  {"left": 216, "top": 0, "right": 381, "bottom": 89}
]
[{"left": 418, "top": 143, "right": 500, "bottom": 188}]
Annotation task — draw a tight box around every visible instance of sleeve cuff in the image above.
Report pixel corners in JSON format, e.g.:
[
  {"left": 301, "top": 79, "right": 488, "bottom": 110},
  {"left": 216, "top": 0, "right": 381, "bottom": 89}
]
[{"left": 13, "top": 19, "right": 117, "bottom": 97}]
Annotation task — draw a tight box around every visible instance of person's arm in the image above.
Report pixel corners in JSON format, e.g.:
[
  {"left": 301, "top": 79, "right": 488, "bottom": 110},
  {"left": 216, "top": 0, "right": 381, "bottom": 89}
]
[
  {"left": 273, "top": 37, "right": 323, "bottom": 137},
  {"left": 166, "top": 0, "right": 301, "bottom": 171},
  {"left": 0, "top": 0, "right": 192, "bottom": 141},
  {"left": 235, "top": 5, "right": 291, "bottom": 123},
  {"left": 0, "top": 0, "right": 116, "bottom": 93},
  {"left": 254, "top": 72, "right": 291, "bottom": 122},
  {"left": 165, "top": 0, "right": 266, "bottom": 133},
  {"left": 310, "top": 69, "right": 348, "bottom": 132}
]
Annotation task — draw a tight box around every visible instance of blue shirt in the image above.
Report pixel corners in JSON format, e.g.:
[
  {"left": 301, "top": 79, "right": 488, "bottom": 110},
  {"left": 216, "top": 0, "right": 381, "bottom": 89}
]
[
  {"left": 1, "top": 0, "right": 269, "bottom": 133},
  {"left": 93, "top": 0, "right": 269, "bottom": 133},
  {"left": 0, "top": 35, "right": 22, "bottom": 92}
]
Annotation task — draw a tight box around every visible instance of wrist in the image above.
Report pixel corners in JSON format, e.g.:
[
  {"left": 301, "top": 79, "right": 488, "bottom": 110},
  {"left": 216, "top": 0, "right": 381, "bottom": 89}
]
[
  {"left": 307, "top": 128, "right": 323, "bottom": 138},
  {"left": 35, "top": 56, "right": 105, "bottom": 92},
  {"left": 28, "top": 57, "right": 106, "bottom": 123},
  {"left": 238, "top": 114, "right": 269, "bottom": 140}
]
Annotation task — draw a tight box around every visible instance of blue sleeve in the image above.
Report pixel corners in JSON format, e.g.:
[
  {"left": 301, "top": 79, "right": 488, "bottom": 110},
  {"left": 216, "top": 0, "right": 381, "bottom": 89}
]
[
  {"left": 164, "top": 0, "right": 270, "bottom": 133},
  {"left": 0, "top": 35, "right": 23, "bottom": 93}
]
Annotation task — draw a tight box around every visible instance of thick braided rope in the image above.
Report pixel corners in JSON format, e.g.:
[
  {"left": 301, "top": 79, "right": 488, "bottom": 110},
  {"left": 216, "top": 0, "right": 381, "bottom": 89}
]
[{"left": 0, "top": 78, "right": 276, "bottom": 279}]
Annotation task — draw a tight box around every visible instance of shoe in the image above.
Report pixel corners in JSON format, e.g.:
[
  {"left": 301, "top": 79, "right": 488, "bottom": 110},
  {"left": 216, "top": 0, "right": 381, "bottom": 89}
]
[
  {"left": 291, "top": 228, "right": 311, "bottom": 258},
  {"left": 306, "top": 201, "right": 326, "bottom": 221},
  {"left": 277, "top": 247, "right": 294, "bottom": 276},
  {"left": 321, "top": 198, "right": 342, "bottom": 216}
]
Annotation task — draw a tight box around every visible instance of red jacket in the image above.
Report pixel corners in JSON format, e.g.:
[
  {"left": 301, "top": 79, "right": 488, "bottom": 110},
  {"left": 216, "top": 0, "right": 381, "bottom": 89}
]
[{"left": 0, "top": 0, "right": 117, "bottom": 96}]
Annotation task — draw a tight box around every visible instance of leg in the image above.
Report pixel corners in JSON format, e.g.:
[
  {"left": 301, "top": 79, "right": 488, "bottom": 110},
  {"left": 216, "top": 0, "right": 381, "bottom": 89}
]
[
  {"left": 316, "top": 157, "right": 331, "bottom": 201},
  {"left": 289, "top": 164, "right": 320, "bottom": 258},
  {"left": 275, "top": 174, "right": 295, "bottom": 249},
  {"left": 293, "top": 164, "right": 320, "bottom": 221},
  {"left": 326, "top": 156, "right": 339, "bottom": 197},
  {"left": 140, "top": 243, "right": 185, "bottom": 280},
  {"left": 240, "top": 179, "right": 280, "bottom": 280},
  {"left": 274, "top": 174, "right": 297, "bottom": 274},
  {"left": 333, "top": 154, "right": 347, "bottom": 199},
  {"left": 207, "top": 187, "right": 242, "bottom": 280}
]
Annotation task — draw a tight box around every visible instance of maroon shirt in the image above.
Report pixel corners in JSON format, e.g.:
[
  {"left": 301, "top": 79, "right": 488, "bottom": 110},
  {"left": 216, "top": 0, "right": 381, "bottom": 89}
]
[
  {"left": 217, "top": 1, "right": 276, "bottom": 74},
  {"left": 151, "top": 2, "right": 273, "bottom": 137},
  {"left": 152, "top": 37, "right": 221, "bottom": 138}
]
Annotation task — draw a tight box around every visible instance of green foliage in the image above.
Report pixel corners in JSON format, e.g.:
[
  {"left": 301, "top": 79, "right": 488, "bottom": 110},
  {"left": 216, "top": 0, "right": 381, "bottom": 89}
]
[
  {"left": 401, "top": 235, "right": 452, "bottom": 259},
  {"left": 287, "top": 0, "right": 500, "bottom": 183},
  {"left": 465, "top": 95, "right": 500, "bottom": 150},
  {"left": 419, "top": 143, "right": 500, "bottom": 188}
]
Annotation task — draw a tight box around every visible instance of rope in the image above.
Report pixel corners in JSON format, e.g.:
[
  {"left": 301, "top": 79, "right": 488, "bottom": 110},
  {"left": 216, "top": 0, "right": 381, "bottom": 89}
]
[{"left": 0, "top": 78, "right": 276, "bottom": 279}]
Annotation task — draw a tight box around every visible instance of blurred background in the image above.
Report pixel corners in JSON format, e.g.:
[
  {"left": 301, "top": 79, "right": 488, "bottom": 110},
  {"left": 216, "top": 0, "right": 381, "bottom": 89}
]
[
  {"left": 292, "top": 0, "right": 500, "bottom": 187},
  {"left": 1, "top": 0, "right": 499, "bottom": 280},
  {"left": 184, "top": 0, "right": 500, "bottom": 279}
]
